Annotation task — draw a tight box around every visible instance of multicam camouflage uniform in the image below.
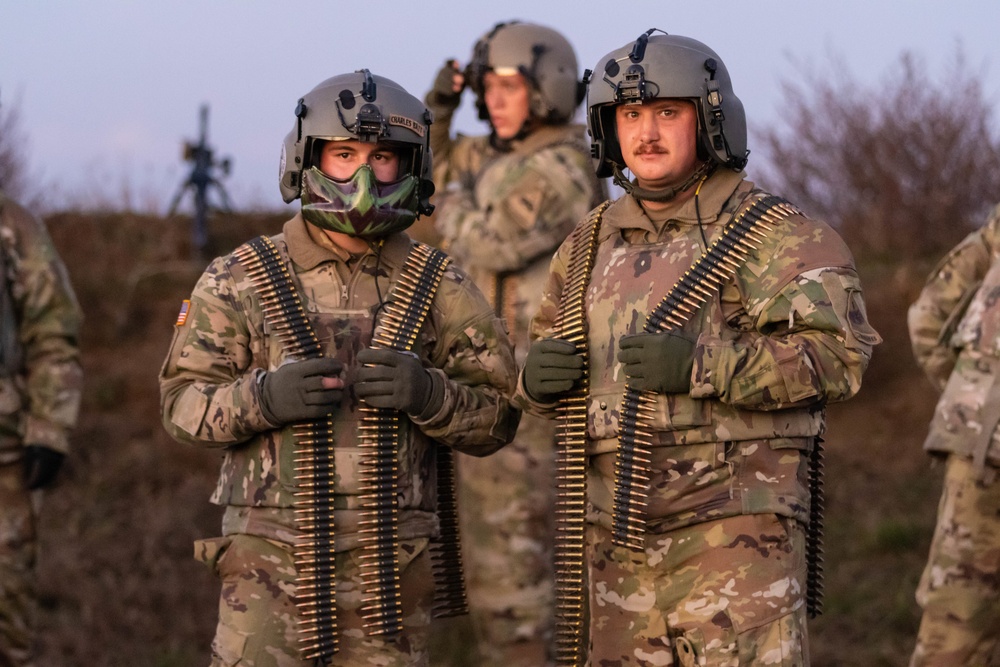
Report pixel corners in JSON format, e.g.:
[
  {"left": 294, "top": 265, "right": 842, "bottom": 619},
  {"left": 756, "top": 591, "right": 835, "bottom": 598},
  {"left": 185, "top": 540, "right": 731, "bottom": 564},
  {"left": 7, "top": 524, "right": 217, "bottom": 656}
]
[
  {"left": 516, "top": 169, "right": 880, "bottom": 665},
  {"left": 159, "top": 215, "right": 519, "bottom": 667},
  {"left": 0, "top": 193, "right": 82, "bottom": 666},
  {"left": 907, "top": 202, "right": 1000, "bottom": 666},
  {"left": 428, "top": 119, "right": 605, "bottom": 664}
]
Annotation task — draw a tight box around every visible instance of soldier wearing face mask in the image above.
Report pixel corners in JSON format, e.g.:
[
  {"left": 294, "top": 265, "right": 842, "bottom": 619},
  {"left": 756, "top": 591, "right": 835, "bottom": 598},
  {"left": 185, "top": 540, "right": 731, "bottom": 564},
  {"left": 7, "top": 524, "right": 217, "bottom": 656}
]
[{"left": 160, "top": 69, "right": 519, "bottom": 667}]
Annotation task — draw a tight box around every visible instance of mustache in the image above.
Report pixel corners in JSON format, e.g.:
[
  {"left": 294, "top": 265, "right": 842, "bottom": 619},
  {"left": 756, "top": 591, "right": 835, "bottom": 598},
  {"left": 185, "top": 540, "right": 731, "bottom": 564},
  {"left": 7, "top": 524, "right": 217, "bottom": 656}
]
[{"left": 633, "top": 144, "right": 667, "bottom": 155}]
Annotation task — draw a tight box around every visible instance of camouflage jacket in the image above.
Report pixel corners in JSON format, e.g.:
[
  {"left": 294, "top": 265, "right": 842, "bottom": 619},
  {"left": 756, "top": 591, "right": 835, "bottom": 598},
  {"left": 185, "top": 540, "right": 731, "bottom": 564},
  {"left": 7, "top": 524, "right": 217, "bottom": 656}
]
[
  {"left": 160, "top": 215, "right": 520, "bottom": 550},
  {"left": 908, "top": 203, "right": 1000, "bottom": 474},
  {"left": 516, "top": 170, "right": 880, "bottom": 532},
  {"left": 0, "top": 193, "right": 82, "bottom": 459},
  {"left": 431, "top": 123, "right": 606, "bottom": 361}
]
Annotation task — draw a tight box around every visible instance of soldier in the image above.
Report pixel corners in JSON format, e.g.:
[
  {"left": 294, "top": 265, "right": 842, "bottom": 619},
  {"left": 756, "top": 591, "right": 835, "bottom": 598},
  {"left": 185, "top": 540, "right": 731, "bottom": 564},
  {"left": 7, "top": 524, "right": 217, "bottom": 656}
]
[
  {"left": 515, "top": 31, "right": 880, "bottom": 665},
  {"left": 159, "top": 70, "right": 520, "bottom": 666},
  {"left": 0, "top": 191, "right": 82, "bottom": 665},
  {"left": 907, "top": 202, "right": 1000, "bottom": 666},
  {"left": 422, "top": 21, "right": 605, "bottom": 665}
]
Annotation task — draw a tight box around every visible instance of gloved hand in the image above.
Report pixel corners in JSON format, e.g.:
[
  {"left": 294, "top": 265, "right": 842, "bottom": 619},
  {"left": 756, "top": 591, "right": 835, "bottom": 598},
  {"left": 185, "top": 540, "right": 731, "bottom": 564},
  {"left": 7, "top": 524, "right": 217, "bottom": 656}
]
[
  {"left": 259, "top": 357, "right": 344, "bottom": 425},
  {"left": 523, "top": 338, "right": 584, "bottom": 402},
  {"left": 428, "top": 59, "right": 465, "bottom": 109},
  {"left": 24, "top": 445, "right": 65, "bottom": 490},
  {"left": 355, "top": 348, "right": 443, "bottom": 418},
  {"left": 618, "top": 332, "right": 697, "bottom": 394}
]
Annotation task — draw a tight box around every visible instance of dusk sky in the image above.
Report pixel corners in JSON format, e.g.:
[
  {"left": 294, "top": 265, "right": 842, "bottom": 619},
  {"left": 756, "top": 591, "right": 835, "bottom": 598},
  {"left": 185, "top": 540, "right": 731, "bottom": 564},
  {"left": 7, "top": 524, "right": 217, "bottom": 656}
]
[{"left": 2, "top": 0, "right": 998, "bottom": 213}]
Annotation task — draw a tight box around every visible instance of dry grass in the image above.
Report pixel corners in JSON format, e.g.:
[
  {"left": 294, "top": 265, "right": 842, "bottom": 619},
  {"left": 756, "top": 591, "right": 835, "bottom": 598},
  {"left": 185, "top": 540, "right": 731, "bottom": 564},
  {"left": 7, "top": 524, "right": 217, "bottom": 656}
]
[{"left": 35, "top": 212, "right": 950, "bottom": 666}]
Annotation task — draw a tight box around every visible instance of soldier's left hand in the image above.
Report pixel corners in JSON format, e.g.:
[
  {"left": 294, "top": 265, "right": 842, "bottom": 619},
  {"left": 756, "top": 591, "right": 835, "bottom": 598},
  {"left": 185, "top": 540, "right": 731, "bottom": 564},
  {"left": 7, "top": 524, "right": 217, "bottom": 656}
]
[
  {"left": 355, "top": 348, "right": 444, "bottom": 418},
  {"left": 618, "top": 332, "right": 697, "bottom": 394},
  {"left": 23, "top": 444, "right": 65, "bottom": 490}
]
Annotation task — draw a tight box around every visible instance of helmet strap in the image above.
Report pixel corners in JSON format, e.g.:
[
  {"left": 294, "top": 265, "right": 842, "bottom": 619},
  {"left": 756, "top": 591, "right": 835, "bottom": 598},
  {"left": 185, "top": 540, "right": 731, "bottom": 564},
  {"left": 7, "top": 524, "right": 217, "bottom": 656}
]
[{"left": 614, "top": 161, "right": 715, "bottom": 203}]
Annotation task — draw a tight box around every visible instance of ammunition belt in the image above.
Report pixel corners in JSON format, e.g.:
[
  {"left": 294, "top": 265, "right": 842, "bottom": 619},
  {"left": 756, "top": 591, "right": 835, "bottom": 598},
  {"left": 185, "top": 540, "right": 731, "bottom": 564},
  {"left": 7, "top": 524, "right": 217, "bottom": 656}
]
[
  {"left": 357, "top": 242, "right": 456, "bottom": 636},
  {"left": 551, "top": 203, "right": 608, "bottom": 667},
  {"left": 806, "top": 435, "right": 825, "bottom": 617},
  {"left": 612, "top": 194, "right": 797, "bottom": 551},
  {"left": 235, "top": 235, "right": 335, "bottom": 661},
  {"left": 236, "top": 237, "right": 457, "bottom": 660}
]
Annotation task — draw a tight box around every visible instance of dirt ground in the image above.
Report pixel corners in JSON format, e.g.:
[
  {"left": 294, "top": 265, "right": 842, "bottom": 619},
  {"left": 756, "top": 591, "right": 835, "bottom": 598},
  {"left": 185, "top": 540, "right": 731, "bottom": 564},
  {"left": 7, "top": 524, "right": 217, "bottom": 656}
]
[{"left": 33, "top": 211, "right": 949, "bottom": 665}]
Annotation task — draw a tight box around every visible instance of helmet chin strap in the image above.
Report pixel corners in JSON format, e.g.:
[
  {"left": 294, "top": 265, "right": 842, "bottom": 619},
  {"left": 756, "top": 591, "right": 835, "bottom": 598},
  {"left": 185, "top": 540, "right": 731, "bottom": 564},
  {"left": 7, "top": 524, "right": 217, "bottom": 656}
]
[{"left": 613, "top": 161, "right": 715, "bottom": 203}]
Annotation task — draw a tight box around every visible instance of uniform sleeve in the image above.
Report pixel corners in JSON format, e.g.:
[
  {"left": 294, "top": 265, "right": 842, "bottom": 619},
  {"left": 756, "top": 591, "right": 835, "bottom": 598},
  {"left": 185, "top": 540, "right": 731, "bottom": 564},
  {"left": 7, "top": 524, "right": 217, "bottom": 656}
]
[
  {"left": 159, "top": 257, "right": 273, "bottom": 447},
  {"left": 691, "top": 219, "right": 881, "bottom": 410},
  {"left": 425, "top": 87, "right": 459, "bottom": 171},
  {"left": 5, "top": 201, "right": 82, "bottom": 453},
  {"left": 436, "top": 145, "right": 597, "bottom": 274},
  {"left": 907, "top": 227, "right": 993, "bottom": 390},
  {"left": 412, "top": 265, "right": 521, "bottom": 455}
]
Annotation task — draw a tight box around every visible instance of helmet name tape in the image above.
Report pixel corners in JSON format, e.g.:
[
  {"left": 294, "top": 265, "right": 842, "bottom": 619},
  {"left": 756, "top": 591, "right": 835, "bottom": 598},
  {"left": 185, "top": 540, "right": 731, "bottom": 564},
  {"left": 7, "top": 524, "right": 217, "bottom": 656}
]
[{"left": 388, "top": 114, "right": 426, "bottom": 138}]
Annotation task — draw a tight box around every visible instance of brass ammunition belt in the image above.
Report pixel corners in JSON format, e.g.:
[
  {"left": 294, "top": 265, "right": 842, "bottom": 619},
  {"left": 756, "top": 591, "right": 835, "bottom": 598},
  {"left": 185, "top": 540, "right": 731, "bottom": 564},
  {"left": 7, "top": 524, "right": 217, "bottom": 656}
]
[
  {"left": 237, "top": 238, "right": 459, "bottom": 656},
  {"left": 358, "top": 242, "right": 458, "bottom": 635},
  {"left": 612, "top": 194, "right": 797, "bottom": 552},
  {"left": 235, "top": 235, "right": 337, "bottom": 662},
  {"left": 551, "top": 203, "right": 609, "bottom": 667},
  {"left": 806, "top": 435, "right": 825, "bottom": 618}
]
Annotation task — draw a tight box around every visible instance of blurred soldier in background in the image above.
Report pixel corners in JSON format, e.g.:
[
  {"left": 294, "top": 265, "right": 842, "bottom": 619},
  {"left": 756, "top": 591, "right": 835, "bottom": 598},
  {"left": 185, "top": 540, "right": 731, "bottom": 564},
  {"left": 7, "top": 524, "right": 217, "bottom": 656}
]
[
  {"left": 908, "top": 202, "right": 1000, "bottom": 666},
  {"left": 516, "top": 30, "right": 879, "bottom": 664},
  {"left": 0, "top": 191, "right": 82, "bottom": 666},
  {"left": 422, "top": 20, "right": 605, "bottom": 666},
  {"left": 159, "top": 70, "right": 519, "bottom": 666}
]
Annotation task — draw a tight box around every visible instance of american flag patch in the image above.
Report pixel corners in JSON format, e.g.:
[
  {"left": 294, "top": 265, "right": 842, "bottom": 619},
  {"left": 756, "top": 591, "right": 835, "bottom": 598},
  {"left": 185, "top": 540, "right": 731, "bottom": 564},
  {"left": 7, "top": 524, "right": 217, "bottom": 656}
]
[{"left": 175, "top": 300, "right": 191, "bottom": 326}]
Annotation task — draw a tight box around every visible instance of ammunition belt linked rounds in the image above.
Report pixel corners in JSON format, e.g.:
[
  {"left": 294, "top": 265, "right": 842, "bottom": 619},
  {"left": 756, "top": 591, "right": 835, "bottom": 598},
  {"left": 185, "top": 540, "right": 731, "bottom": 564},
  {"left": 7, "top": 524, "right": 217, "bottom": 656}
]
[
  {"left": 357, "top": 242, "right": 460, "bottom": 635},
  {"left": 612, "top": 194, "right": 797, "bottom": 552},
  {"left": 551, "top": 203, "right": 609, "bottom": 667},
  {"left": 235, "top": 237, "right": 458, "bottom": 662},
  {"left": 235, "top": 235, "right": 335, "bottom": 662}
]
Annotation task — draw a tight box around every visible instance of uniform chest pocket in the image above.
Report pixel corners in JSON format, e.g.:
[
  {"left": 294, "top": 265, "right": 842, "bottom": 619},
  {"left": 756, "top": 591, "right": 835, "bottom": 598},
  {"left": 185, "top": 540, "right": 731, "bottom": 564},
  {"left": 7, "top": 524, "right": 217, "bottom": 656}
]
[{"left": 262, "top": 309, "right": 372, "bottom": 367}]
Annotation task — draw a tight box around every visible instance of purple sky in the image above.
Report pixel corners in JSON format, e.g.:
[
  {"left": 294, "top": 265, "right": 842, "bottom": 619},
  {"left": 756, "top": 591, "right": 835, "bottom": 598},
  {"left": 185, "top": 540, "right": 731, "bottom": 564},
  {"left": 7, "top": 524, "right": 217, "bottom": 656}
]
[{"left": 2, "top": 0, "right": 997, "bottom": 212}]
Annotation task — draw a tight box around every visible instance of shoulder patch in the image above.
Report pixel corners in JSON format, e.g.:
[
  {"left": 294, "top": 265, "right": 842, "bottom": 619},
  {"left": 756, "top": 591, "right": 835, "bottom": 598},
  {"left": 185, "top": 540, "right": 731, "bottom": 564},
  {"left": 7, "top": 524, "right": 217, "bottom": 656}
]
[{"left": 175, "top": 299, "right": 191, "bottom": 326}]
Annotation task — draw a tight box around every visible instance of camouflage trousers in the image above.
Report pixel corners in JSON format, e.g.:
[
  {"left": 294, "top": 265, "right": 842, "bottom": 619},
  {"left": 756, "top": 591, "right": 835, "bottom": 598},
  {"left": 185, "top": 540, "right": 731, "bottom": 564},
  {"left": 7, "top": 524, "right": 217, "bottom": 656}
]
[
  {"left": 454, "top": 413, "right": 556, "bottom": 666},
  {"left": 0, "top": 461, "right": 37, "bottom": 667},
  {"left": 910, "top": 456, "right": 1000, "bottom": 666},
  {"left": 587, "top": 514, "right": 809, "bottom": 666},
  {"left": 198, "top": 533, "right": 434, "bottom": 667}
]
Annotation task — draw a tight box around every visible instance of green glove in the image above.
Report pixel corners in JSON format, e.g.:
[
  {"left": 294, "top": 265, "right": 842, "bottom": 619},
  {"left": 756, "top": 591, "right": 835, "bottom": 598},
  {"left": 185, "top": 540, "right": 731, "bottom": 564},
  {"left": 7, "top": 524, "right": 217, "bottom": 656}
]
[
  {"left": 618, "top": 332, "right": 697, "bottom": 394},
  {"left": 523, "top": 338, "right": 584, "bottom": 402},
  {"left": 259, "top": 357, "right": 344, "bottom": 425},
  {"left": 427, "top": 60, "right": 464, "bottom": 109},
  {"left": 355, "top": 348, "right": 443, "bottom": 418},
  {"left": 24, "top": 445, "right": 65, "bottom": 490}
]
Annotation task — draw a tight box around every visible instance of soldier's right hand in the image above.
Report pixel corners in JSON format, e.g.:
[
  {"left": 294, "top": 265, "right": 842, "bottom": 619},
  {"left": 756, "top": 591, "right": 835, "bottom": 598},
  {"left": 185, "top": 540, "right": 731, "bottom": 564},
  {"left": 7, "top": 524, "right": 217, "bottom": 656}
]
[
  {"left": 523, "top": 338, "right": 584, "bottom": 402},
  {"left": 428, "top": 59, "right": 465, "bottom": 109},
  {"left": 259, "top": 358, "right": 344, "bottom": 426}
]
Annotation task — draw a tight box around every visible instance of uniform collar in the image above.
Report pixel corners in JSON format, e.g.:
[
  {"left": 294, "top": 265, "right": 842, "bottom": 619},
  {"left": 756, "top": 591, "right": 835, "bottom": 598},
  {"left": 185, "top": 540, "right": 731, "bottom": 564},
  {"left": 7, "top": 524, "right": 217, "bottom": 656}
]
[
  {"left": 284, "top": 213, "right": 412, "bottom": 271},
  {"left": 503, "top": 123, "right": 586, "bottom": 157},
  {"left": 600, "top": 169, "right": 747, "bottom": 240}
]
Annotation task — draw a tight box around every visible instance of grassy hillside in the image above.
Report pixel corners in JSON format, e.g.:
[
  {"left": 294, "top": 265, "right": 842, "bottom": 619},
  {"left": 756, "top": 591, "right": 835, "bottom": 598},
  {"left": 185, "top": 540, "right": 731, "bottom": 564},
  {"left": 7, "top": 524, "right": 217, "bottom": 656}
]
[{"left": 36, "top": 211, "right": 949, "bottom": 665}]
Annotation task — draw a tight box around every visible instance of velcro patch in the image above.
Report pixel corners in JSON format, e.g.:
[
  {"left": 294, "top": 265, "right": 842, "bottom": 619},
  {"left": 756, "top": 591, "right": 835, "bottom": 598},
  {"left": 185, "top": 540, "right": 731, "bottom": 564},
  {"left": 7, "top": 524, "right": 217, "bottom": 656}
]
[
  {"left": 388, "top": 114, "right": 426, "bottom": 138},
  {"left": 175, "top": 300, "right": 191, "bottom": 326}
]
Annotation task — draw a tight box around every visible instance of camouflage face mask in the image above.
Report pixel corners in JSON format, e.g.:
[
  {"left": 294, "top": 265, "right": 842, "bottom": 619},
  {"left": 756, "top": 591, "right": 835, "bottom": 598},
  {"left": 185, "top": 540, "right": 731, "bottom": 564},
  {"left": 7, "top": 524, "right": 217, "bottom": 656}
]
[{"left": 300, "top": 165, "right": 420, "bottom": 238}]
